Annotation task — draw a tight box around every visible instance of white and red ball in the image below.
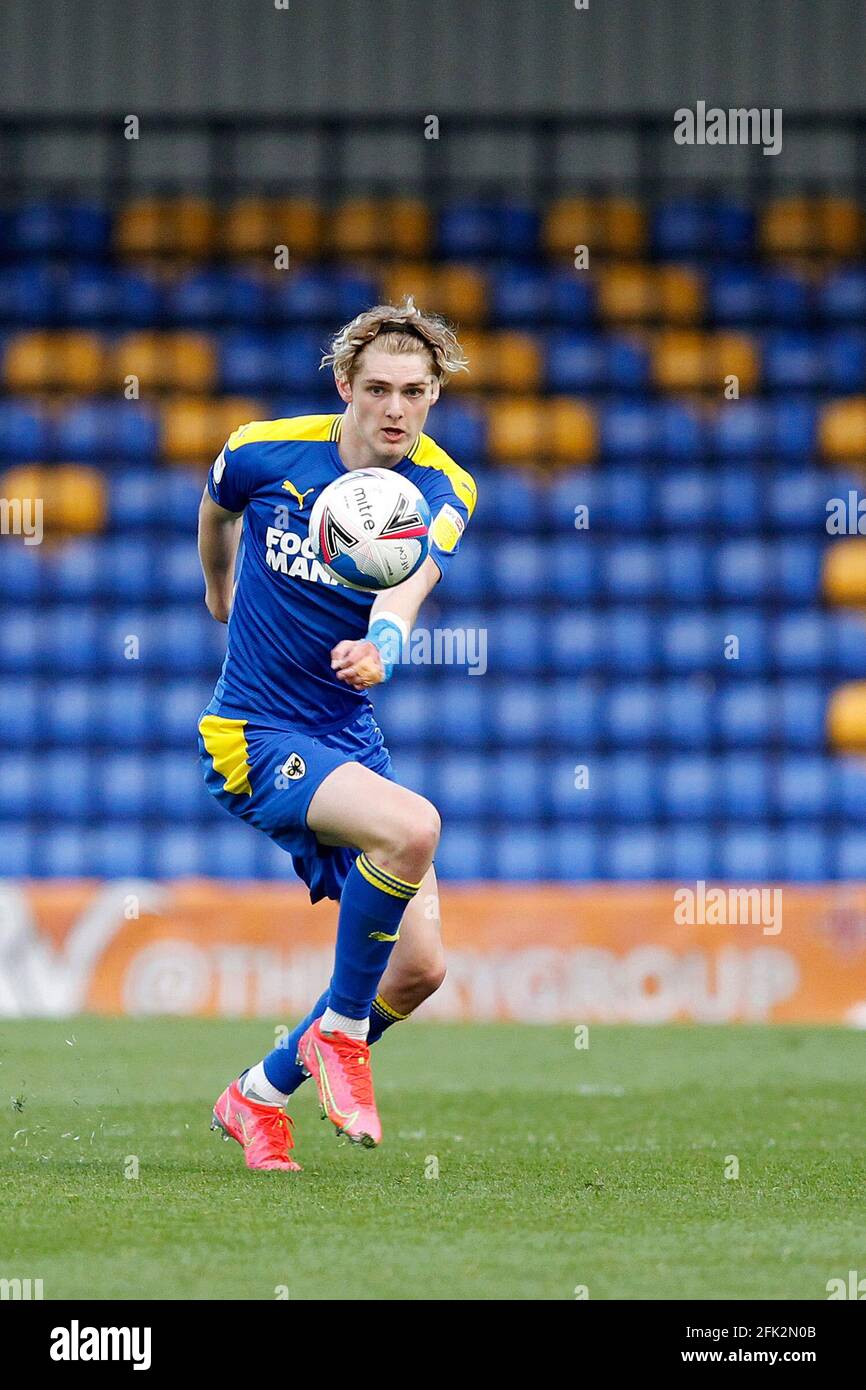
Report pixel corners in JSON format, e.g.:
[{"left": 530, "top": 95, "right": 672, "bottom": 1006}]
[{"left": 309, "top": 467, "right": 431, "bottom": 591}]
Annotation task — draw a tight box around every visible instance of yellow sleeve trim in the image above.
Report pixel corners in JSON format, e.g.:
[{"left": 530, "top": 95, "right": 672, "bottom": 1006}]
[
  {"left": 408, "top": 433, "right": 477, "bottom": 517},
  {"left": 227, "top": 415, "right": 341, "bottom": 451}
]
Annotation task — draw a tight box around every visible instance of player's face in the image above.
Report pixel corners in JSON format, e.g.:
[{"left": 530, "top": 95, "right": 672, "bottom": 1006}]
[{"left": 338, "top": 348, "right": 440, "bottom": 462}]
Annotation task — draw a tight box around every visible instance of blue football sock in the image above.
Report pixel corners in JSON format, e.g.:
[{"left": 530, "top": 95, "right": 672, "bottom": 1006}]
[
  {"left": 261, "top": 989, "right": 409, "bottom": 1096},
  {"left": 327, "top": 853, "right": 421, "bottom": 1018}
]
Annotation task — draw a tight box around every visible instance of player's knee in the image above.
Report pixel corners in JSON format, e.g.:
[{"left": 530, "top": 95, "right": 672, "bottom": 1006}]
[
  {"left": 396, "top": 950, "right": 446, "bottom": 1004},
  {"left": 402, "top": 798, "right": 441, "bottom": 868}
]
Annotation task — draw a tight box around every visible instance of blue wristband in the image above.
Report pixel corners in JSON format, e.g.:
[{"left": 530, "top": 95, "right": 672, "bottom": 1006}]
[{"left": 367, "top": 617, "right": 405, "bottom": 682}]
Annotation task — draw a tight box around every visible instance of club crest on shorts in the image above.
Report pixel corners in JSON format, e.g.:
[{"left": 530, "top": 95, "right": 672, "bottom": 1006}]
[{"left": 279, "top": 752, "right": 306, "bottom": 780}]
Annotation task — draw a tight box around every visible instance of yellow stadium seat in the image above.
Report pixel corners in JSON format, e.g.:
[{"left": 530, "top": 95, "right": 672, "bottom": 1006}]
[
  {"left": 168, "top": 333, "right": 218, "bottom": 393},
  {"left": 653, "top": 330, "right": 706, "bottom": 391},
  {"left": 161, "top": 398, "right": 212, "bottom": 461},
  {"left": 602, "top": 197, "right": 647, "bottom": 255},
  {"left": 597, "top": 265, "right": 655, "bottom": 321},
  {"left": 4, "top": 332, "right": 54, "bottom": 390},
  {"left": 273, "top": 199, "right": 323, "bottom": 258},
  {"left": 823, "top": 540, "right": 866, "bottom": 604},
  {"left": 762, "top": 197, "right": 865, "bottom": 257},
  {"left": 548, "top": 397, "right": 596, "bottom": 462},
  {"left": 173, "top": 198, "right": 218, "bottom": 256},
  {"left": 490, "top": 332, "right": 543, "bottom": 391},
  {"left": 436, "top": 265, "right": 487, "bottom": 323},
  {"left": 331, "top": 199, "right": 382, "bottom": 256},
  {"left": 59, "top": 332, "right": 107, "bottom": 391},
  {"left": 116, "top": 198, "right": 169, "bottom": 257},
  {"left": 0, "top": 464, "right": 105, "bottom": 533},
  {"left": 821, "top": 399, "right": 866, "bottom": 460},
  {"left": 383, "top": 262, "right": 437, "bottom": 312},
  {"left": 445, "top": 331, "right": 487, "bottom": 391},
  {"left": 712, "top": 331, "right": 760, "bottom": 393},
  {"left": 543, "top": 197, "right": 596, "bottom": 258},
  {"left": 828, "top": 684, "right": 866, "bottom": 750},
  {"left": 487, "top": 396, "right": 547, "bottom": 460},
  {"left": 658, "top": 266, "right": 703, "bottom": 323},
  {"left": 389, "top": 199, "right": 431, "bottom": 257},
  {"left": 761, "top": 198, "right": 814, "bottom": 256},
  {"left": 222, "top": 198, "right": 276, "bottom": 257},
  {"left": 115, "top": 332, "right": 163, "bottom": 391},
  {"left": 822, "top": 197, "right": 864, "bottom": 255}
]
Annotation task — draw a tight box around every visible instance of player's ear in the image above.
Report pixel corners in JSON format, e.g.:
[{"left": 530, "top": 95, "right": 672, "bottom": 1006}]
[
  {"left": 427, "top": 376, "right": 441, "bottom": 405},
  {"left": 335, "top": 373, "right": 353, "bottom": 404}
]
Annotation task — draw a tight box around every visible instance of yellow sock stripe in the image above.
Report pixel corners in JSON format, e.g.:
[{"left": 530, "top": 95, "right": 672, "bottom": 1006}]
[
  {"left": 372, "top": 994, "right": 409, "bottom": 1023},
  {"left": 356, "top": 855, "right": 415, "bottom": 899},
  {"left": 359, "top": 852, "right": 423, "bottom": 894},
  {"left": 357, "top": 853, "right": 422, "bottom": 899}
]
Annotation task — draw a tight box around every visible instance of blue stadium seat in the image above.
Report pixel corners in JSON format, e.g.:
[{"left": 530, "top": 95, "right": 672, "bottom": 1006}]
[
  {"left": 549, "top": 827, "right": 598, "bottom": 879},
  {"left": 708, "top": 266, "right": 764, "bottom": 323},
  {"left": 486, "top": 470, "right": 543, "bottom": 534},
  {"left": 486, "top": 609, "right": 542, "bottom": 674},
  {"left": 662, "top": 755, "right": 716, "bottom": 819},
  {"left": 438, "top": 201, "right": 499, "bottom": 257},
  {"left": 602, "top": 541, "right": 662, "bottom": 599},
  {"left": 544, "top": 470, "right": 601, "bottom": 532},
  {"left": 602, "top": 828, "right": 663, "bottom": 879},
  {"left": 432, "top": 682, "right": 487, "bottom": 748},
  {"left": 832, "top": 613, "right": 866, "bottom": 676},
  {"left": 484, "top": 754, "right": 542, "bottom": 818},
  {"left": 836, "top": 833, "right": 866, "bottom": 878},
  {"left": 0, "top": 677, "right": 39, "bottom": 742},
  {"left": 60, "top": 266, "right": 118, "bottom": 324},
  {"left": 0, "top": 266, "right": 56, "bottom": 324},
  {"left": 271, "top": 268, "right": 339, "bottom": 323},
  {"left": 548, "top": 679, "right": 602, "bottom": 745},
  {"left": 549, "top": 269, "right": 594, "bottom": 323},
  {"left": 838, "top": 759, "right": 866, "bottom": 818},
  {"left": 667, "top": 826, "right": 718, "bottom": 879},
  {"left": 659, "top": 402, "right": 705, "bottom": 461},
  {"left": 768, "top": 471, "right": 833, "bottom": 531},
  {"left": 657, "top": 471, "right": 713, "bottom": 530},
  {"left": 427, "top": 399, "right": 488, "bottom": 458},
  {"left": 717, "top": 684, "right": 772, "bottom": 747},
  {"left": 44, "top": 679, "right": 93, "bottom": 743},
  {"left": 33, "top": 829, "right": 86, "bottom": 877},
  {"left": 711, "top": 400, "right": 767, "bottom": 458},
  {"left": 490, "top": 538, "right": 545, "bottom": 600},
  {"left": 149, "top": 828, "right": 205, "bottom": 877},
  {"left": 723, "top": 754, "right": 771, "bottom": 817},
  {"left": 662, "top": 679, "right": 714, "bottom": 747},
  {"left": 0, "top": 400, "right": 51, "bottom": 459},
  {"left": 606, "top": 754, "right": 658, "bottom": 821},
  {"left": 717, "top": 468, "right": 762, "bottom": 532},
  {"left": 158, "top": 540, "right": 206, "bottom": 603},
  {"left": 763, "top": 330, "right": 821, "bottom": 389},
  {"left": 490, "top": 682, "right": 547, "bottom": 745},
  {"left": 37, "top": 750, "right": 91, "bottom": 819},
  {"left": 597, "top": 467, "right": 654, "bottom": 532},
  {"left": 770, "top": 399, "right": 816, "bottom": 458},
  {"left": 489, "top": 826, "right": 546, "bottom": 880},
  {"left": 202, "top": 822, "right": 260, "bottom": 877},
  {"left": 600, "top": 403, "right": 656, "bottom": 461},
  {"left": 160, "top": 680, "right": 213, "bottom": 746},
  {"left": 164, "top": 269, "right": 233, "bottom": 324},
  {"left": 49, "top": 538, "right": 103, "bottom": 600},
  {"left": 219, "top": 330, "right": 272, "bottom": 392},
  {"left": 98, "top": 754, "right": 149, "bottom": 819},
  {"left": 435, "top": 824, "right": 487, "bottom": 878},
  {"left": 714, "top": 540, "right": 771, "bottom": 600},
  {"left": 272, "top": 330, "right": 328, "bottom": 390},
  {"left": 777, "top": 540, "right": 822, "bottom": 602},
  {"left": 55, "top": 401, "right": 159, "bottom": 463},
  {"left": 372, "top": 684, "right": 430, "bottom": 744},
  {"left": 95, "top": 679, "right": 151, "bottom": 746},
  {"left": 435, "top": 755, "right": 486, "bottom": 818},
  {"left": 660, "top": 540, "right": 710, "bottom": 601},
  {"left": 549, "top": 535, "right": 598, "bottom": 601},
  {"left": 546, "top": 331, "right": 606, "bottom": 390},
  {"left": 778, "top": 682, "right": 827, "bottom": 748},
  {"left": 778, "top": 827, "right": 830, "bottom": 880},
  {"left": 824, "top": 329, "right": 866, "bottom": 390},
  {"left": 549, "top": 754, "right": 601, "bottom": 820},
  {"left": 776, "top": 756, "right": 831, "bottom": 818},
  {"left": 0, "top": 540, "right": 43, "bottom": 599},
  {"left": 819, "top": 267, "right": 866, "bottom": 322},
  {"left": 773, "top": 613, "right": 827, "bottom": 673},
  {"left": 603, "top": 682, "right": 660, "bottom": 747},
  {"left": 149, "top": 752, "right": 212, "bottom": 820},
  {"left": 490, "top": 266, "right": 551, "bottom": 324},
  {"left": 718, "top": 828, "right": 775, "bottom": 878},
  {"left": 115, "top": 270, "right": 163, "bottom": 326},
  {"left": 0, "top": 827, "right": 34, "bottom": 874},
  {"left": 0, "top": 754, "right": 37, "bottom": 816},
  {"left": 550, "top": 613, "right": 597, "bottom": 674}
]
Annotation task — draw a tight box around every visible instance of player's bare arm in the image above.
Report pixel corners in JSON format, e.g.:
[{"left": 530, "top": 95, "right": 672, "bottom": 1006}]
[
  {"left": 197, "top": 490, "right": 242, "bottom": 623},
  {"left": 331, "top": 553, "right": 441, "bottom": 690}
]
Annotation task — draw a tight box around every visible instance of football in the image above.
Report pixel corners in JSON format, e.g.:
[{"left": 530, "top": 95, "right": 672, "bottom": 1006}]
[{"left": 309, "top": 467, "right": 431, "bottom": 591}]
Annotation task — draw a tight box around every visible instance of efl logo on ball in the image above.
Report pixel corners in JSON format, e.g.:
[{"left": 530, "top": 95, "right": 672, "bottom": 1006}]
[{"left": 308, "top": 468, "right": 431, "bottom": 591}]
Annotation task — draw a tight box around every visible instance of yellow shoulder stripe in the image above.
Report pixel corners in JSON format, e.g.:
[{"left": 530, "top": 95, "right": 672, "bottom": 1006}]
[
  {"left": 408, "top": 433, "right": 477, "bottom": 517},
  {"left": 227, "top": 415, "right": 341, "bottom": 451}
]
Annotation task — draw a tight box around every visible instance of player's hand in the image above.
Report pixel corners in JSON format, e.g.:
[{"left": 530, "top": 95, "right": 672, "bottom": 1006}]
[
  {"left": 331, "top": 639, "right": 385, "bottom": 690},
  {"left": 205, "top": 586, "right": 231, "bottom": 624}
]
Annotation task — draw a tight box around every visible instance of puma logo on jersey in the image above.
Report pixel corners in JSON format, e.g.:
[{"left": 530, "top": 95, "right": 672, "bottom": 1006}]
[{"left": 282, "top": 480, "right": 315, "bottom": 507}]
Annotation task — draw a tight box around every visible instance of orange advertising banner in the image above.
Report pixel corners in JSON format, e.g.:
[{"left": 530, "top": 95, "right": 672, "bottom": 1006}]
[{"left": 2, "top": 880, "right": 866, "bottom": 1023}]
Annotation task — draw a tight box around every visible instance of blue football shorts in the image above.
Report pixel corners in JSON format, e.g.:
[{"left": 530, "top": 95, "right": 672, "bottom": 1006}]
[{"left": 197, "top": 702, "right": 395, "bottom": 902}]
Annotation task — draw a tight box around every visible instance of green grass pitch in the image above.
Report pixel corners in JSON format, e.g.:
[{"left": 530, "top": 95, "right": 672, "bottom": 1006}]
[{"left": 1, "top": 1019, "right": 864, "bottom": 1300}]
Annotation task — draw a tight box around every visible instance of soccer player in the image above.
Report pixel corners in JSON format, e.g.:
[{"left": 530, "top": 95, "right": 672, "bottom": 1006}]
[{"left": 198, "top": 298, "right": 476, "bottom": 1170}]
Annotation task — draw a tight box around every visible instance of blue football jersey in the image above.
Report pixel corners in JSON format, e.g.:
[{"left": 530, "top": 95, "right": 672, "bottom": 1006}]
[{"left": 205, "top": 413, "right": 477, "bottom": 732}]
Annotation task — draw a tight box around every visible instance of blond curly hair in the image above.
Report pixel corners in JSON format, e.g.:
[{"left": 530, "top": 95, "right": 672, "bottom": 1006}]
[{"left": 321, "top": 296, "right": 469, "bottom": 385}]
